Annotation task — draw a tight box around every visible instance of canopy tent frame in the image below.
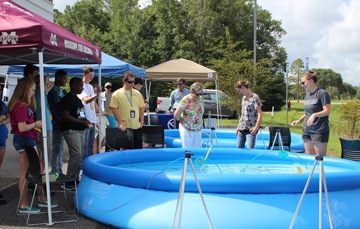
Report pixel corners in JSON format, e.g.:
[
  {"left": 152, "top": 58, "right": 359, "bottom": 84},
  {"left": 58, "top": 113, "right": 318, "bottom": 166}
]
[
  {"left": 0, "top": 0, "right": 102, "bottom": 225},
  {"left": 144, "top": 58, "right": 223, "bottom": 128}
]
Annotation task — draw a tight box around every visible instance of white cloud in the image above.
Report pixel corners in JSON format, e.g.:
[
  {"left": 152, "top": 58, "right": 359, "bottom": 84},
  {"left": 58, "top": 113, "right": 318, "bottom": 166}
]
[
  {"left": 53, "top": 0, "right": 359, "bottom": 87},
  {"left": 258, "top": 0, "right": 360, "bottom": 87}
]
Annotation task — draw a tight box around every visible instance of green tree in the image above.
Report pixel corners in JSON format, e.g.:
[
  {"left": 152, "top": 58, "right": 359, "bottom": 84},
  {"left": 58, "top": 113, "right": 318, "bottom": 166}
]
[
  {"left": 356, "top": 86, "right": 360, "bottom": 99},
  {"left": 313, "top": 68, "right": 343, "bottom": 99},
  {"left": 339, "top": 101, "right": 360, "bottom": 139},
  {"left": 55, "top": 0, "right": 111, "bottom": 48},
  {"left": 289, "top": 58, "right": 305, "bottom": 102},
  {"left": 207, "top": 28, "right": 284, "bottom": 112},
  {"left": 340, "top": 83, "right": 357, "bottom": 100}
]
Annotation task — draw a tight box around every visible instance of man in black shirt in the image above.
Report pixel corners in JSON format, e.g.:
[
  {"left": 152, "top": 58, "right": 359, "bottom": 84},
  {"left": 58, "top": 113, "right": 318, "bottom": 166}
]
[{"left": 60, "top": 78, "right": 91, "bottom": 190}]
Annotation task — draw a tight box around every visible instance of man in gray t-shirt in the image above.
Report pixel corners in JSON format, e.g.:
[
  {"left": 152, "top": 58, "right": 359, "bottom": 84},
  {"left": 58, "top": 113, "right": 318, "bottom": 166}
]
[{"left": 303, "top": 88, "right": 331, "bottom": 134}]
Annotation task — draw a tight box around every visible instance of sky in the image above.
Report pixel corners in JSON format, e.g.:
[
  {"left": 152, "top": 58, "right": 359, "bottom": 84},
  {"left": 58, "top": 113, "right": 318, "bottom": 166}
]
[{"left": 53, "top": 0, "right": 360, "bottom": 87}]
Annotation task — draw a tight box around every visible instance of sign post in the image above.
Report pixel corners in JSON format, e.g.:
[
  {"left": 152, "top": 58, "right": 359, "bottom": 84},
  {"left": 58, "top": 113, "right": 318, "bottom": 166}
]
[{"left": 285, "top": 63, "right": 289, "bottom": 127}]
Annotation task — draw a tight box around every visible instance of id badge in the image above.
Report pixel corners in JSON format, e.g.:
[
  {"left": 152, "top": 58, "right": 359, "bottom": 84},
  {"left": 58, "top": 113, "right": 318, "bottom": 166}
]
[{"left": 130, "top": 110, "right": 135, "bottom": 118}]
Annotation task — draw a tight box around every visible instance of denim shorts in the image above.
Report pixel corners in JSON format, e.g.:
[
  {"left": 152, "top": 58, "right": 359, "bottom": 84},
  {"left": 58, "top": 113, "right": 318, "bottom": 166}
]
[
  {"left": 13, "top": 134, "right": 37, "bottom": 152},
  {"left": 0, "top": 142, "right": 5, "bottom": 149}
]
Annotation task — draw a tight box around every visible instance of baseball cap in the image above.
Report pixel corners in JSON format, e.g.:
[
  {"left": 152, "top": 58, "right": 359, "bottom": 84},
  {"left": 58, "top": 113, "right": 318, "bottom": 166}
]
[{"left": 105, "top": 82, "right": 112, "bottom": 88}]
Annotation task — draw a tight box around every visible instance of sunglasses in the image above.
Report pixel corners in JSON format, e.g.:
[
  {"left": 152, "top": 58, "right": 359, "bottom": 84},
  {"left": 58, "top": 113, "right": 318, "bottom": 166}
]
[
  {"left": 301, "top": 81, "right": 305, "bottom": 85},
  {"left": 195, "top": 92, "right": 203, "bottom": 96},
  {"left": 126, "top": 80, "right": 135, "bottom": 84},
  {"left": 177, "top": 83, "right": 183, "bottom": 86}
]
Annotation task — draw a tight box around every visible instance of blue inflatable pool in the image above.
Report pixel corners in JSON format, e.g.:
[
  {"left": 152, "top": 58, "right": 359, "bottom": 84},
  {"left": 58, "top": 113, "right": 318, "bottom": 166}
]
[
  {"left": 164, "top": 129, "right": 305, "bottom": 151},
  {"left": 76, "top": 148, "right": 360, "bottom": 228}
]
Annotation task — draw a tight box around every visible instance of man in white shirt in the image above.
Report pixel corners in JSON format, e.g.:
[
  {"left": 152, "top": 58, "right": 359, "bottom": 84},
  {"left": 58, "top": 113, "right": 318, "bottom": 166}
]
[{"left": 78, "top": 66, "right": 101, "bottom": 160}]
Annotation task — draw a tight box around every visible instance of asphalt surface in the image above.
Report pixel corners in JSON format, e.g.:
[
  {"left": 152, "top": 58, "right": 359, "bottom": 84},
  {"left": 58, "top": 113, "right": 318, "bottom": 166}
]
[{"left": 0, "top": 123, "right": 113, "bottom": 228}]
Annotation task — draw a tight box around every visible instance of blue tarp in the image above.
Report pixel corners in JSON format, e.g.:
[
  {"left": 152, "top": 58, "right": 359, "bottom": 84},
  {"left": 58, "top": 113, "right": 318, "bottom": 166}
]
[{"left": 7, "top": 52, "right": 146, "bottom": 78}]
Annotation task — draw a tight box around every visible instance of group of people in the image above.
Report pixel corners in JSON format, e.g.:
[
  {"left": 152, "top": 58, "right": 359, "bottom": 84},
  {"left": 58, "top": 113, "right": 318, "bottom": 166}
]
[
  {"left": 172, "top": 71, "right": 331, "bottom": 158},
  {"left": 0, "top": 68, "right": 330, "bottom": 211},
  {"left": 0, "top": 64, "right": 147, "bottom": 212}
]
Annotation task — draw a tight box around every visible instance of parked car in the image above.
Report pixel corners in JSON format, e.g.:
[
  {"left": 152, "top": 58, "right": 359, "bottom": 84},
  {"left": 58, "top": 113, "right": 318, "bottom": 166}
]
[{"left": 156, "top": 89, "right": 236, "bottom": 118}]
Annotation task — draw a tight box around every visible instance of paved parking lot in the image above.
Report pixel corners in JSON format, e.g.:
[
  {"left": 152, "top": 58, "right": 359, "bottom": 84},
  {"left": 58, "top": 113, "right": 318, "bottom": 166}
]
[{"left": 0, "top": 124, "right": 112, "bottom": 228}]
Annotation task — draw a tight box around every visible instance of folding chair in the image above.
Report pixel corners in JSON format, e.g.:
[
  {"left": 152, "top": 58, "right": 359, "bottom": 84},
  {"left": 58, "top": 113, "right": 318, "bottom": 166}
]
[
  {"left": 142, "top": 125, "right": 165, "bottom": 148},
  {"left": 18, "top": 144, "right": 79, "bottom": 226},
  {"left": 105, "top": 128, "right": 134, "bottom": 151},
  {"left": 268, "top": 126, "right": 304, "bottom": 153},
  {"left": 340, "top": 138, "right": 360, "bottom": 162},
  {"left": 144, "top": 115, "right": 159, "bottom": 125}
]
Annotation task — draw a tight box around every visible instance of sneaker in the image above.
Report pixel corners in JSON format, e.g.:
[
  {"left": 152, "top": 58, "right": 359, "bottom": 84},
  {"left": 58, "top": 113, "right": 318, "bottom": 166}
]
[
  {"left": 19, "top": 206, "right": 41, "bottom": 214},
  {"left": 61, "top": 182, "right": 75, "bottom": 191},
  {"left": 0, "top": 193, "right": 6, "bottom": 205},
  {"left": 38, "top": 200, "right": 58, "bottom": 208}
]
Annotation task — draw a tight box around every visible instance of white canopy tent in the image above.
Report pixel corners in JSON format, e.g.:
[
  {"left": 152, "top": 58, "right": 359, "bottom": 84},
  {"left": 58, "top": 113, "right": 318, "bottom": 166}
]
[{"left": 145, "top": 58, "right": 222, "bottom": 126}]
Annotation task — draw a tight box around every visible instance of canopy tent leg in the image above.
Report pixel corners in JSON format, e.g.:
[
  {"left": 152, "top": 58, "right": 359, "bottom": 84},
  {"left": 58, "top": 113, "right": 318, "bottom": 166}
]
[
  {"left": 38, "top": 50, "right": 53, "bottom": 225},
  {"left": 2, "top": 73, "right": 9, "bottom": 101},
  {"left": 145, "top": 79, "right": 150, "bottom": 124},
  {"left": 98, "top": 64, "right": 102, "bottom": 154}
]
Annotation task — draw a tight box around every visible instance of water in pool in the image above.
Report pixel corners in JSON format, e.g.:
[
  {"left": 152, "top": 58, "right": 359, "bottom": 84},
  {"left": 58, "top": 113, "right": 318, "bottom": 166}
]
[{"left": 116, "top": 159, "right": 351, "bottom": 174}]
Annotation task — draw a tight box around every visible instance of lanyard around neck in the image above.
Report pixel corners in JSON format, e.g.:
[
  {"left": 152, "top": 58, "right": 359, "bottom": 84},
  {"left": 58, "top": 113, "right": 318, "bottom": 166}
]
[
  {"left": 179, "top": 88, "right": 185, "bottom": 99},
  {"left": 123, "top": 88, "right": 133, "bottom": 107}
]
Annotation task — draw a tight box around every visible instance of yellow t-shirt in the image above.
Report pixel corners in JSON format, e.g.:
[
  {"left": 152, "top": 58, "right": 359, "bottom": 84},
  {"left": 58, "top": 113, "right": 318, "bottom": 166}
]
[{"left": 110, "top": 88, "right": 145, "bottom": 129}]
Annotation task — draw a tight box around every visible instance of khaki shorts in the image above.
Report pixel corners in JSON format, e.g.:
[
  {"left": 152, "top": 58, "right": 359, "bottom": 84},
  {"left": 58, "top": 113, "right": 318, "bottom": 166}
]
[{"left": 36, "top": 130, "right": 53, "bottom": 161}]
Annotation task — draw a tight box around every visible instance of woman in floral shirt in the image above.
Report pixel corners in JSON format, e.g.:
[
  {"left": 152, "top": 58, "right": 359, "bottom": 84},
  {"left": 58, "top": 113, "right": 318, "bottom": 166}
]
[
  {"left": 174, "top": 82, "right": 204, "bottom": 148},
  {"left": 235, "top": 80, "right": 263, "bottom": 149}
]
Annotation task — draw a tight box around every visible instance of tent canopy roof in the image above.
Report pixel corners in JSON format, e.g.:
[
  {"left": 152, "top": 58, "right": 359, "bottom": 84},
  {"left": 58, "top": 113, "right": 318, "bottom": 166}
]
[
  {"left": 7, "top": 52, "right": 146, "bottom": 78},
  {"left": 146, "top": 58, "right": 217, "bottom": 82},
  {"left": 0, "top": 0, "right": 101, "bottom": 65}
]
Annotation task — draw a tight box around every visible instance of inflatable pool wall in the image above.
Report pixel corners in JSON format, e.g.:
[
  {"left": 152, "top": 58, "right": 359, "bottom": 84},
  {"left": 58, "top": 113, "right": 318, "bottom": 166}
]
[
  {"left": 76, "top": 148, "right": 360, "bottom": 229},
  {"left": 164, "top": 129, "right": 305, "bottom": 151}
]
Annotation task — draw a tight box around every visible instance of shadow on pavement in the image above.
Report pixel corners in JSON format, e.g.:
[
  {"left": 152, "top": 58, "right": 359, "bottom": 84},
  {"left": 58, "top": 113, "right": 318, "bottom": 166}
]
[{"left": 0, "top": 182, "right": 113, "bottom": 229}]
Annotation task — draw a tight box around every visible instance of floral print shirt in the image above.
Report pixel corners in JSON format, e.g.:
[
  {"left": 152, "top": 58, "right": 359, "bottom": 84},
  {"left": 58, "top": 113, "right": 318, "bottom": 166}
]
[
  {"left": 238, "top": 93, "right": 262, "bottom": 130},
  {"left": 179, "top": 94, "right": 204, "bottom": 132}
]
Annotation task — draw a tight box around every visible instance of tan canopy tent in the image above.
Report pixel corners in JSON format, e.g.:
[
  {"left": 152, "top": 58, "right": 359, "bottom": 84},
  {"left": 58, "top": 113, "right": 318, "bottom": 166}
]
[
  {"left": 146, "top": 58, "right": 218, "bottom": 82},
  {"left": 144, "top": 58, "right": 223, "bottom": 126}
]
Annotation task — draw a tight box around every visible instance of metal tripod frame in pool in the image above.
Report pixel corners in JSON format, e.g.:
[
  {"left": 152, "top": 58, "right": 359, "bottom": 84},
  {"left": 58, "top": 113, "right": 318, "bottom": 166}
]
[{"left": 76, "top": 148, "right": 360, "bottom": 229}]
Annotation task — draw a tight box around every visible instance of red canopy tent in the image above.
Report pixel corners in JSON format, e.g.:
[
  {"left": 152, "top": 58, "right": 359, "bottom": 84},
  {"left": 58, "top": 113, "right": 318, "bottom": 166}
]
[
  {"left": 0, "top": 0, "right": 102, "bottom": 225},
  {"left": 0, "top": 0, "right": 101, "bottom": 64}
]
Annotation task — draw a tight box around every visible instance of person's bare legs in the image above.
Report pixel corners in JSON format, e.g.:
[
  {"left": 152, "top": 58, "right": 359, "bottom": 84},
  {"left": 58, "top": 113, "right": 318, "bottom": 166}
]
[
  {"left": 0, "top": 148, "right": 5, "bottom": 183},
  {"left": 313, "top": 143, "right": 328, "bottom": 156},
  {"left": 93, "top": 135, "right": 99, "bottom": 155},
  {"left": 19, "top": 151, "right": 29, "bottom": 208},
  {"left": 304, "top": 142, "right": 316, "bottom": 155},
  {"left": 304, "top": 142, "right": 327, "bottom": 156}
]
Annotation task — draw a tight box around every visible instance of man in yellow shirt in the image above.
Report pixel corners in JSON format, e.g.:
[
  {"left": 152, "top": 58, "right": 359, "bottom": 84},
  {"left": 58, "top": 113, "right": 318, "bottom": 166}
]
[{"left": 110, "top": 71, "right": 145, "bottom": 149}]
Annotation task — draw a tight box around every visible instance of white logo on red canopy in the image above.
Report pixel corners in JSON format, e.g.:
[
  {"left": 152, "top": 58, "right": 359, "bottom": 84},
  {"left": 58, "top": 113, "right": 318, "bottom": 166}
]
[
  {"left": 0, "top": 32, "right": 19, "bottom": 45},
  {"left": 96, "top": 49, "right": 99, "bottom": 57},
  {"left": 50, "top": 33, "right": 57, "bottom": 46}
]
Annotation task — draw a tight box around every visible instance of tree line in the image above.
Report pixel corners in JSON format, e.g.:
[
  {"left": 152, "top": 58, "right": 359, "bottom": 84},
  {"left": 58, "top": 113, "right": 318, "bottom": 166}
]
[
  {"left": 289, "top": 58, "right": 359, "bottom": 101},
  {"left": 54, "top": 0, "right": 358, "bottom": 115}
]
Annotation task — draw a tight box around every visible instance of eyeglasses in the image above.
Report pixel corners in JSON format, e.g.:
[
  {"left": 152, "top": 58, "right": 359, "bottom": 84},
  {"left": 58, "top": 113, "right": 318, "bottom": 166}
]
[
  {"left": 126, "top": 80, "right": 135, "bottom": 84},
  {"left": 301, "top": 81, "right": 305, "bottom": 85},
  {"left": 177, "top": 83, "right": 183, "bottom": 86},
  {"left": 195, "top": 92, "right": 203, "bottom": 96}
]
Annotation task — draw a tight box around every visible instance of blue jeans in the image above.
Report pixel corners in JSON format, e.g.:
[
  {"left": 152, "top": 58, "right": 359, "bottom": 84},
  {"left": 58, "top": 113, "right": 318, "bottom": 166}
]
[
  {"left": 83, "top": 124, "right": 95, "bottom": 160},
  {"left": 237, "top": 131, "right": 256, "bottom": 149},
  {"left": 51, "top": 130, "right": 65, "bottom": 174},
  {"left": 13, "top": 134, "right": 36, "bottom": 152}
]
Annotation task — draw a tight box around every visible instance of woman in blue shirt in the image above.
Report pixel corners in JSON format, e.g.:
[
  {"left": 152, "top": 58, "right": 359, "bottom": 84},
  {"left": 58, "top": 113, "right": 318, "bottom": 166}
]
[{"left": 0, "top": 96, "right": 10, "bottom": 204}]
